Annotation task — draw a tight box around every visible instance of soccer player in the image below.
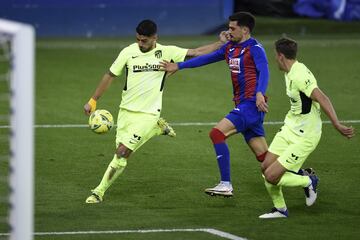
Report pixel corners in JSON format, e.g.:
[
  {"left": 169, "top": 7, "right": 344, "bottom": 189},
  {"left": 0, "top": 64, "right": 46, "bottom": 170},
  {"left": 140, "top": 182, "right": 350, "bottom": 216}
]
[
  {"left": 160, "top": 12, "right": 269, "bottom": 197},
  {"left": 259, "top": 37, "right": 355, "bottom": 218},
  {"left": 83, "top": 19, "right": 228, "bottom": 203}
]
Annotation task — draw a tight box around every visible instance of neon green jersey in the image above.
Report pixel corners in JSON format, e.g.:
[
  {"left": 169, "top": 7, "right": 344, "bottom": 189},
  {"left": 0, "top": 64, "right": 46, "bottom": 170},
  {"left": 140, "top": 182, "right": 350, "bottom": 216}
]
[
  {"left": 283, "top": 61, "right": 322, "bottom": 136},
  {"left": 110, "top": 43, "right": 188, "bottom": 114}
]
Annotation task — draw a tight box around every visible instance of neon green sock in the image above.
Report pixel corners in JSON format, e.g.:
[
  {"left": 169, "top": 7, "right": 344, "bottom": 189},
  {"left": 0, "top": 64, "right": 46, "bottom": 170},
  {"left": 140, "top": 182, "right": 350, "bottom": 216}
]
[
  {"left": 93, "top": 155, "right": 127, "bottom": 197},
  {"left": 277, "top": 172, "right": 310, "bottom": 188},
  {"left": 263, "top": 176, "right": 286, "bottom": 209}
]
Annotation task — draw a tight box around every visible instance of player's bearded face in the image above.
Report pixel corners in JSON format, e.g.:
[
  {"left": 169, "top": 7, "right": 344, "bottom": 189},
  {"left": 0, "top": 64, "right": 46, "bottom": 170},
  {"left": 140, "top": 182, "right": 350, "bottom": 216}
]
[
  {"left": 136, "top": 34, "right": 157, "bottom": 53},
  {"left": 228, "top": 21, "right": 246, "bottom": 43}
]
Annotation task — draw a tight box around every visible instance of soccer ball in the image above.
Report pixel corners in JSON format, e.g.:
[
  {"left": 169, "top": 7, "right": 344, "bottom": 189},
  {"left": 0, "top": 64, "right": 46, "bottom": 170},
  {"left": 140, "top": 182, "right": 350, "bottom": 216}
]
[{"left": 88, "top": 109, "right": 114, "bottom": 134}]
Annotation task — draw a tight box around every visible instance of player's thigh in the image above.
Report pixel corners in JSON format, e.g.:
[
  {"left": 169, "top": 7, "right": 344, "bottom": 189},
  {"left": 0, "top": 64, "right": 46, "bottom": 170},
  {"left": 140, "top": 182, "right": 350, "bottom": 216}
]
[
  {"left": 261, "top": 151, "right": 279, "bottom": 172},
  {"left": 268, "top": 126, "right": 289, "bottom": 158},
  {"left": 222, "top": 105, "right": 255, "bottom": 136},
  {"left": 244, "top": 116, "right": 267, "bottom": 155},
  {"left": 116, "top": 109, "right": 128, "bottom": 132},
  {"left": 277, "top": 134, "right": 321, "bottom": 172},
  {"left": 264, "top": 158, "right": 287, "bottom": 183},
  {"left": 116, "top": 110, "right": 158, "bottom": 151},
  {"left": 214, "top": 118, "right": 237, "bottom": 137},
  {"left": 247, "top": 136, "right": 268, "bottom": 156}
]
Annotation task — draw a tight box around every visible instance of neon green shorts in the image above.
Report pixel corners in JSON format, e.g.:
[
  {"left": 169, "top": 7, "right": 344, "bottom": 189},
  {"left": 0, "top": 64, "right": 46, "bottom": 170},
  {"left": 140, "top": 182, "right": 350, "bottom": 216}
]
[
  {"left": 268, "top": 124, "right": 321, "bottom": 172},
  {"left": 115, "top": 108, "right": 161, "bottom": 151}
]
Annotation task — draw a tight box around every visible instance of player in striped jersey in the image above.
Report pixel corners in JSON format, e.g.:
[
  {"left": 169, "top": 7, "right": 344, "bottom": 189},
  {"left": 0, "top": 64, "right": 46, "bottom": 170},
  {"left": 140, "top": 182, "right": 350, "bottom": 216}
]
[{"left": 160, "top": 12, "right": 269, "bottom": 197}]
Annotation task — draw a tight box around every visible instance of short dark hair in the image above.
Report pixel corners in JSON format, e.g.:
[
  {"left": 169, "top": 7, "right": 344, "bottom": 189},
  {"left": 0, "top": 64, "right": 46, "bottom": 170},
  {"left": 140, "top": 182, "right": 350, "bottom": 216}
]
[
  {"left": 275, "top": 37, "right": 298, "bottom": 59},
  {"left": 229, "top": 12, "right": 255, "bottom": 32},
  {"left": 136, "top": 19, "right": 157, "bottom": 36}
]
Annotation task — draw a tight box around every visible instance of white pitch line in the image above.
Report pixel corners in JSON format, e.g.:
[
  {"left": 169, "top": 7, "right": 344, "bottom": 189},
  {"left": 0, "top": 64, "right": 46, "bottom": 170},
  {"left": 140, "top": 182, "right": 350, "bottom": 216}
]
[
  {"left": 0, "top": 120, "right": 360, "bottom": 129},
  {"left": 203, "top": 229, "right": 247, "bottom": 240},
  {"left": 0, "top": 228, "right": 246, "bottom": 240}
]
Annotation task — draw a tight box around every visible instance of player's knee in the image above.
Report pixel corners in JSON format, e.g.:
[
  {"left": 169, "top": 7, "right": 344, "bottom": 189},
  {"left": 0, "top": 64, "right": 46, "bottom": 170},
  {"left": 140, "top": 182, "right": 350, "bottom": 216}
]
[
  {"left": 209, "top": 128, "right": 226, "bottom": 144},
  {"left": 264, "top": 171, "right": 279, "bottom": 185},
  {"left": 256, "top": 151, "right": 267, "bottom": 163},
  {"left": 260, "top": 161, "right": 267, "bottom": 173},
  {"left": 260, "top": 153, "right": 273, "bottom": 173},
  {"left": 116, "top": 144, "right": 132, "bottom": 158}
]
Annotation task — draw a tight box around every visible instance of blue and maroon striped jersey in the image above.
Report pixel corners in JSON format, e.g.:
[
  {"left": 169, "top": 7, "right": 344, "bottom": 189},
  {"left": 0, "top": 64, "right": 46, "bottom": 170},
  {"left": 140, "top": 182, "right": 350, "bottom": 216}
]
[{"left": 178, "top": 38, "right": 269, "bottom": 105}]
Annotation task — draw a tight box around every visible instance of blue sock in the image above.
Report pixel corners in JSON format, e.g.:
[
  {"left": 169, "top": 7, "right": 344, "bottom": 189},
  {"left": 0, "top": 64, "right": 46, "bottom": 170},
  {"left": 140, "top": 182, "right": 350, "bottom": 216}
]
[{"left": 213, "top": 142, "right": 230, "bottom": 182}]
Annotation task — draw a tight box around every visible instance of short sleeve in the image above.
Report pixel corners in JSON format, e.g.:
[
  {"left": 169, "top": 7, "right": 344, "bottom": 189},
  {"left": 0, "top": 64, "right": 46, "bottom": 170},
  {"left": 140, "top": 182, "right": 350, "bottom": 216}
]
[
  {"left": 167, "top": 46, "right": 188, "bottom": 62},
  {"left": 109, "top": 48, "right": 129, "bottom": 76},
  {"left": 295, "top": 68, "right": 318, "bottom": 97}
]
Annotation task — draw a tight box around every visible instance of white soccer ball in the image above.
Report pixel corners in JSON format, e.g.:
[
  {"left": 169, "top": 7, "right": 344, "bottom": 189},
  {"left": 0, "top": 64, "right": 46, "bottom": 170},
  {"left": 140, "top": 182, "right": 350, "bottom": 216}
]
[{"left": 88, "top": 109, "right": 114, "bottom": 134}]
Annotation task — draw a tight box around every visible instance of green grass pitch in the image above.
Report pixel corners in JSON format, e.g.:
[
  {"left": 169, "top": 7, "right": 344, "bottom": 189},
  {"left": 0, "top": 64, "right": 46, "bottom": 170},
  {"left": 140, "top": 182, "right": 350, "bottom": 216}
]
[{"left": 2, "top": 31, "right": 360, "bottom": 239}]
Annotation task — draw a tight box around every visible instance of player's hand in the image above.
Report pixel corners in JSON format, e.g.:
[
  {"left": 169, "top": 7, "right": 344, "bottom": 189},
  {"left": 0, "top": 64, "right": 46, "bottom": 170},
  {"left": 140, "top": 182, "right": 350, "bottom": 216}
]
[
  {"left": 219, "top": 31, "right": 230, "bottom": 43},
  {"left": 159, "top": 60, "right": 179, "bottom": 73},
  {"left": 84, "top": 103, "right": 92, "bottom": 116},
  {"left": 84, "top": 98, "right": 97, "bottom": 116},
  {"left": 335, "top": 123, "right": 355, "bottom": 139},
  {"left": 256, "top": 92, "right": 268, "bottom": 113}
]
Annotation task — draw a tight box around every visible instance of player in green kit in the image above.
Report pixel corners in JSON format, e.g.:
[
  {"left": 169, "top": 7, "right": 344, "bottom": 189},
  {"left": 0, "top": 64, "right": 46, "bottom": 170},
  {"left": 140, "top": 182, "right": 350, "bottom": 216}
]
[
  {"left": 259, "top": 37, "right": 355, "bottom": 218},
  {"left": 83, "top": 19, "right": 227, "bottom": 203}
]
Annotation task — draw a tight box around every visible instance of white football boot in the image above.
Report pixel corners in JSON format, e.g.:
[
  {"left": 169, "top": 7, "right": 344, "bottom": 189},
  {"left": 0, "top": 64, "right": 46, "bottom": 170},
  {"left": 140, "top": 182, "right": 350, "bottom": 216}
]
[
  {"left": 259, "top": 208, "right": 289, "bottom": 219},
  {"left": 205, "top": 182, "right": 233, "bottom": 197},
  {"left": 305, "top": 175, "right": 319, "bottom": 206}
]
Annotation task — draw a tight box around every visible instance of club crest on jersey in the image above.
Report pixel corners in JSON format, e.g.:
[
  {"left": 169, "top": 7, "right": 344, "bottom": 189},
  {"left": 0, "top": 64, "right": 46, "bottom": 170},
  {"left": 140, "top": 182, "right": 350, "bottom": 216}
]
[
  {"left": 155, "top": 50, "right": 162, "bottom": 59},
  {"left": 229, "top": 58, "right": 240, "bottom": 73}
]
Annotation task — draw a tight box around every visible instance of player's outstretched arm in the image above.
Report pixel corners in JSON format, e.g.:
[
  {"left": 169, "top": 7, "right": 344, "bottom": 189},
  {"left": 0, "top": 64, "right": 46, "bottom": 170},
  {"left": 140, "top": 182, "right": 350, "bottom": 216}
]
[
  {"left": 311, "top": 88, "right": 355, "bottom": 138},
  {"left": 186, "top": 31, "right": 228, "bottom": 57},
  {"left": 84, "top": 71, "right": 116, "bottom": 115}
]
